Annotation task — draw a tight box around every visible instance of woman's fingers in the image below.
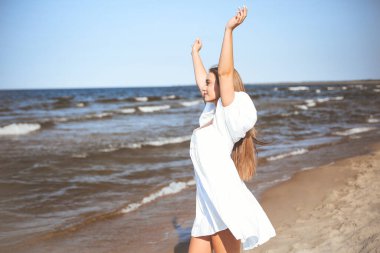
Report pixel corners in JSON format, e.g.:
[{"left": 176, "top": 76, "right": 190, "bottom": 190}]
[{"left": 237, "top": 6, "right": 247, "bottom": 24}]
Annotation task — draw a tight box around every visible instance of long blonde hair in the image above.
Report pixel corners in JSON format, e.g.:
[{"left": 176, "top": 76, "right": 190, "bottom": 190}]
[{"left": 209, "top": 66, "right": 266, "bottom": 181}]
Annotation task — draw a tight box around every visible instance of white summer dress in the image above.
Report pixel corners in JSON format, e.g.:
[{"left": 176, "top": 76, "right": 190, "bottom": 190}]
[{"left": 189, "top": 91, "right": 276, "bottom": 250}]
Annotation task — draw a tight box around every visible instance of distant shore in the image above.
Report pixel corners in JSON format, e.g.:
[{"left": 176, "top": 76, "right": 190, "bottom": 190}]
[{"left": 252, "top": 79, "right": 380, "bottom": 86}]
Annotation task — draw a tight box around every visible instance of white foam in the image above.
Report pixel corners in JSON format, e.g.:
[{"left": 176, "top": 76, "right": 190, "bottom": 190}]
[
  {"left": 99, "top": 135, "right": 192, "bottom": 152},
  {"left": 341, "top": 86, "right": 347, "bottom": 90},
  {"left": 119, "top": 108, "right": 136, "bottom": 114},
  {"left": 54, "top": 117, "right": 69, "bottom": 122},
  {"left": 180, "top": 100, "right": 202, "bottom": 107},
  {"left": 300, "top": 166, "right": 316, "bottom": 171},
  {"left": 368, "top": 117, "right": 379, "bottom": 123},
  {"left": 121, "top": 180, "right": 196, "bottom": 214},
  {"left": 145, "top": 135, "right": 191, "bottom": 146},
  {"left": 76, "top": 102, "right": 85, "bottom": 107},
  {"left": 162, "top": 95, "right": 176, "bottom": 100},
  {"left": 273, "top": 87, "right": 278, "bottom": 91},
  {"left": 305, "top": 99, "right": 316, "bottom": 107},
  {"left": 281, "top": 111, "right": 299, "bottom": 117},
  {"left": 0, "top": 123, "right": 41, "bottom": 135},
  {"left": 288, "top": 86, "right": 309, "bottom": 91},
  {"left": 316, "top": 97, "right": 330, "bottom": 103},
  {"left": 135, "top": 97, "right": 148, "bottom": 102},
  {"left": 374, "top": 89, "right": 380, "bottom": 93},
  {"left": 333, "top": 96, "right": 344, "bottom": 100},
  {"left": 334, "top": 127, "right": 376, "bottom": 136},
  {"left": 315, "top": 89, "right": 321, "bottom": 93},
  {"left": 138, "top": 105, "right": 170, "bottom": 112},
  {"left": 99, "top": 146, "right": 118, "bottom": 152},
  {"left": 327, "top": 87, "right": 336, "bottom": 90},
  {"left": 72, "top": 153, "right": 88, "bottom": 158},
  {"left": 85, "top": 112, "right": 113, "bottom": 119},
  {"left": 295, "top": 105, "right": 308, "bottom": 110},
  {"left": 267, "top": 148, "right": 309, "bottom": 161}
]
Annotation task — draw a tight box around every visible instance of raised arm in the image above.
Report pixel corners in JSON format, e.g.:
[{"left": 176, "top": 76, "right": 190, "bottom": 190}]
[
  {"left": 218, "top": 5, "right": 248, "bottom": 107},
  {"left": 191, "top": 38, "right": 207, "bottom": 98}
]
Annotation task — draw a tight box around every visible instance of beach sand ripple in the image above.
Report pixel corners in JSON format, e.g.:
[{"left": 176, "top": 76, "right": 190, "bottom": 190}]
[{"left": 252, "top": 143, "right": 380, "bottom": 253}]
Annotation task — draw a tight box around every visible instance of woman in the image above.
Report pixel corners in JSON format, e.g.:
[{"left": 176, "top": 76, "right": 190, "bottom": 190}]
[{"left": 189, "top": 6, "right": 276, "bottom": 253}]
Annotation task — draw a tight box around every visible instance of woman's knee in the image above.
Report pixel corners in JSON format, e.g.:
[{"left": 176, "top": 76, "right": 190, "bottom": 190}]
[
  {"left": 211, "top": 229, "right": 241, "bottom": 253},
  {"left": 188, "top": 235, "right": 212, "bottom": 253}
]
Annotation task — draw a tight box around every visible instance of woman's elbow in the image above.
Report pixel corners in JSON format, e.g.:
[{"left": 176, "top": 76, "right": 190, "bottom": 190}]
[{"left": 217, "top": 70, "right": 233, "bottom": 77}]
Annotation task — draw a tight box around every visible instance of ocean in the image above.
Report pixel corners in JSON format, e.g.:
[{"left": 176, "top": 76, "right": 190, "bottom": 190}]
[{"left": 0, "top": 80, "right": 379, "bottom": 252}]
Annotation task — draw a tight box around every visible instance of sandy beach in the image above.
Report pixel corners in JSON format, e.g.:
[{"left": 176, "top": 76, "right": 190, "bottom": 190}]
[{"left": 250, "top": 142, "right": 380, "bottom": 253}]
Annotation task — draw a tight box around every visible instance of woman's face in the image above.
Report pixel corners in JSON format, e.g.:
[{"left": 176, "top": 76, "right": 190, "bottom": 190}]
[{"left": 202, "top": 72, "right": 220, "bottom": 103}]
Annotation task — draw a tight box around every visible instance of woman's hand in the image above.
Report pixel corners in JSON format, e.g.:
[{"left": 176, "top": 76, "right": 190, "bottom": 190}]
[
  {"left": 226, "top": 5, "right": 248, "bottom": 31},
  {"left": 192, "top": 37, "right": 202, "bottom": 54}
]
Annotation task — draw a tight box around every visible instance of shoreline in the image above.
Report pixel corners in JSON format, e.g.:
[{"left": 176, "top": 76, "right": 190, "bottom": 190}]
[
  {"left": 250, "top": 141, "right": 380, "bottom": 252},
  {"left": 4, "top": 134, "right": 380, "bottom": 253}
]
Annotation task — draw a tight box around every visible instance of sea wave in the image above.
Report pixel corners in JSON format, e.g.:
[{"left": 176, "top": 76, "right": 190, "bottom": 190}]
[
  {"left": 180, "top": 100, "right": 203, "bottom": 107},
  {"left": 138, "top": 105, "right": 171, "bottom": 113},
  {"left": 267, "top": 148, "right": 309, "bottom": 161},
  {"left": 281, "top": 111, "right": 299, "bottom": 117},
  {"left": 121, "top": 179, "right": 195, "bottom": 214},
  {"left": 333, "top": 96, "right": 344, "bottom": 100},
  {"left": 76, "top": 102, "right": 87, "bottom": 107},
  {"left": 135, "top": 97, "right": 148, "bottom": 102},
  {"left": 368, "top": 117, "right": 379, "bottom": 123},
  {"left": 0, "top": 123, "right": 41, "bottom": 135},
  {"left": 317, "top": 97, "right": 330, "bottom": 103},
  {"left": 333, "top": 127, "right": 376, "bottom": 136},
  {"left": 95, "top": 95, "right": 179, "bottom": 104},
  {"left": 294, "top": 105, "right": 308, "bottom": 110},
  {"left": 99, "top": 135, "right": 192, "bottom": 153},
  {"left": 162, "top": 95, "right": 177, "bottom": 100},
  {"left": 96, "top": 98, "right": 123, "bottom": 103},
  {"left": 289, "top": 91, "right": 341, "bottom": 111},
  {"left": 119, "top": 108, "right": 136, "bottom": 114},
  {"left": 305, "top": 99, "right": 316, "bottom": 107},
  {"left": 288, "top": 86, "right": 309, "bottom": 91}
]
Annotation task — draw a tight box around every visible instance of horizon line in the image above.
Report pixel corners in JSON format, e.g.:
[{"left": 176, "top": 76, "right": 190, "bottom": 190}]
[{"left": 1, "top": 78, "right": 379, "bottom": 91}]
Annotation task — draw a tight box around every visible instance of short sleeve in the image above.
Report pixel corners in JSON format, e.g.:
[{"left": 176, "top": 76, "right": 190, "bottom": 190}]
[
  {"left": 222, "top": 92, "right": 257, "bottom": 143},
  {"left": 199, "top": 102, "right": 216, "bottom": 127}
]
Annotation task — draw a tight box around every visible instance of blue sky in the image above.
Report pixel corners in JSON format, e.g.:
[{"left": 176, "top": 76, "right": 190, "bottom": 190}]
[{"left": 0, "top": 0, "right": 379, "bottom": 89}]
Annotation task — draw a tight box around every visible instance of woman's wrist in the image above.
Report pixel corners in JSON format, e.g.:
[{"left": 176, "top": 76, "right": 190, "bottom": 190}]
[
  {"left": 191, "top": 49, "right": 199, "bottom": 55},
  {"left": 225, "top": 26, "right": 234, "bottom": 32}
]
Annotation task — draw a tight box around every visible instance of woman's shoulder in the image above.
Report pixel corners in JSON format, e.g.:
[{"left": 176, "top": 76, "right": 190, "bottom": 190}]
[{"left": 217, "top": 91, "right": 251, "bottom": 108}]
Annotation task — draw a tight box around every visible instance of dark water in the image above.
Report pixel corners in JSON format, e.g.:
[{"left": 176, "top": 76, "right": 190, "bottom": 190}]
[{"left": 0, "top": 81, "right": 379, "bottom": 251}]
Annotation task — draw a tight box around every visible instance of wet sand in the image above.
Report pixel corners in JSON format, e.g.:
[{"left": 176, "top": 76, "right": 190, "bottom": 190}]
[{"left": 251, "top": 142, "right": 380, "bottom": 252}]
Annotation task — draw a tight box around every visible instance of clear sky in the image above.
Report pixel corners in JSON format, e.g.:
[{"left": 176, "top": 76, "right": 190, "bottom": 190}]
[{"left": 0, "top": 0, "right": 379, "bottom": 89}]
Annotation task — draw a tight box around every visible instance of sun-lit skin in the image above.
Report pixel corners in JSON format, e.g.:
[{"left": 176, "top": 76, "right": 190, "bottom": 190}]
[{"left": 201, "top": 72, "right": 220, "bottom": 106}]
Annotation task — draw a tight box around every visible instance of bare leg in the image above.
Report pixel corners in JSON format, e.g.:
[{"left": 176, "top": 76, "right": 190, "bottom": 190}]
[
  {"left": 211, "top": 228, "right": 241, "bottom": 253},
  {"left": 188, "top": 235, "right": 213, "bottom": 253}
]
